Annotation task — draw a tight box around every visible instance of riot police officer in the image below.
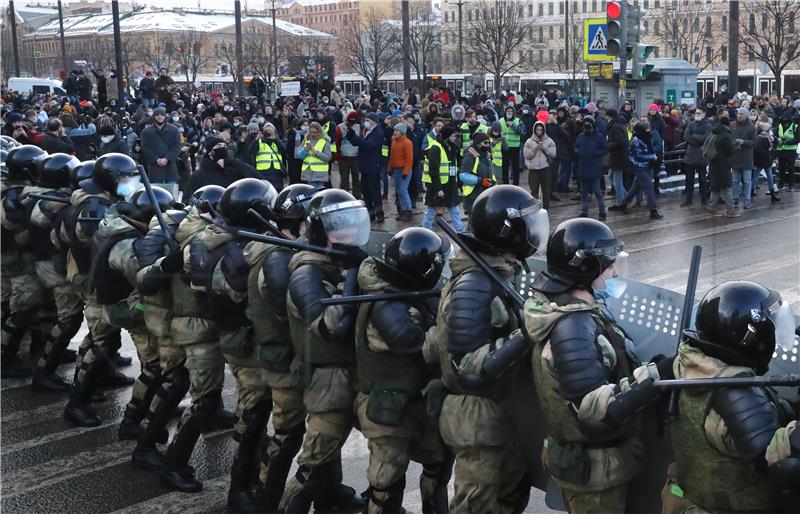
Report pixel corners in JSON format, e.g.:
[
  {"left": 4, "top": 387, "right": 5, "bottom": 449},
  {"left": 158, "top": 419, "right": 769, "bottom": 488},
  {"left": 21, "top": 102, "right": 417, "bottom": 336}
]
[
  {"left": 93, "top": 184, "right": 177, "bottom": 441},
  {"left": 242, "top": 183, "right": 315, "bottom": 511},
  {"left": 280, "top": 188, "right": 370, "bottom": 514},
  {"left": 356, "top": 227, "right": 452, "bottom": 514},
  {"left": 433, "top": 185, "right": 549, "bottom": 513},
  {"left": 662, "top": 280, "right": 799, "bottom": 514},
  {"left": 197, "top": 178, "right": 280, "bottom": 512},
  {"left": 1, "top": 145, "right": 48, "bottom": 378},
  {"left": 61, "top": 153, "right": 143, "bottom": 427},
  {"left": 27, "top": 153, "right": 85, "bottom": 392},
  {"left": 525, "top": 218, "right": 674, "bottom": 514}
]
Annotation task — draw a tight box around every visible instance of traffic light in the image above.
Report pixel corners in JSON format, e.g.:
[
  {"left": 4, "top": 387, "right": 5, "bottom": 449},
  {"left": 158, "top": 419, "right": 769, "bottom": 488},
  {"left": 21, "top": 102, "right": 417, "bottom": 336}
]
[
  {"left": 626, "top": 4, "right": 643, "bottom": 45},
  {"left": 606, "top": 1, "right": 626, "bottom": 57},
  {"left": 631, "top": 43, "right": 656, "bottom": 79}
]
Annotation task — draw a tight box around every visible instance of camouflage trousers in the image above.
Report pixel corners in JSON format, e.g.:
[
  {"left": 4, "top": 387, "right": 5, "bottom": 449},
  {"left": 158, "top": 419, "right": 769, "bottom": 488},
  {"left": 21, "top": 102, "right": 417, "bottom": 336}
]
[
  {"left": 71, "top": 283, "right": 121, "bottom": 387},
  {"left": 561, "top": 484, "right": 627, "bottom": 514},
  {"left": 228, "top": 363, "right": 273, "bottom": 460},
  {"left": 34, "top": 261, "right": 84, "bottom": 371},
  {"left": 1, "top": 270, "right": 46, "bottom": 356},
  {"left": 450, "top": 445, "right": 529, "bottom": 514},
  {"left": 171, "top": 315, "right": 225, "bottom": 422}
]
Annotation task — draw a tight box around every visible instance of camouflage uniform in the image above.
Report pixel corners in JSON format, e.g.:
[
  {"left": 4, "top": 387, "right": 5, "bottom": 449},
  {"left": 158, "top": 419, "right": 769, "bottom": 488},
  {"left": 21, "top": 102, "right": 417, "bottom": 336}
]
[
  {"left": 26, "top": 185, "right": 85, "bottom": 383},
  {"left": 280, "top": 250, "right": 358, "bottom": 513},
  {"left": 432, "top": 249, "right": 530, "bottom": 514},
  {"left": 661, "top": 343, "right": 797, "bottom": 514},
  {"left": 1, "top": 177, "right": 47, "bottom": 370},
  {"left": 243, "top": 240, "right": 307, "bottom": 510},
  {"left": 524, "top": 291, "right": 658, "bottom": 514},
  {"left": 90, "top": 211, "right": 160, "bottom": 435},
  {"left": 355, "top": 257, "right": 450, "bottom": 514}
]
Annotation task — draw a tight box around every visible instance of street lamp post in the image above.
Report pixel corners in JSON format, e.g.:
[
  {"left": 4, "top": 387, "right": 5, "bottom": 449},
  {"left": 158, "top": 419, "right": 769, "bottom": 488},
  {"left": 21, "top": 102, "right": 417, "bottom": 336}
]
[
  {"left": 457, "top": 0, "right": 464, "bottom": 74},
  {"left": 58, "top": 0, "right": 67, "bottom": 75},
  {"left": 271, "top": 0, "right": 278, "bottom": 101},
  {"left": 111, "top": 0, "right": 125, "bottom": 103},
  {"left": 235, "top": 0, "right": 244, "bottom": 97},
  {"left": 8, "top": 1, "right": 21, "bottom": 76}
]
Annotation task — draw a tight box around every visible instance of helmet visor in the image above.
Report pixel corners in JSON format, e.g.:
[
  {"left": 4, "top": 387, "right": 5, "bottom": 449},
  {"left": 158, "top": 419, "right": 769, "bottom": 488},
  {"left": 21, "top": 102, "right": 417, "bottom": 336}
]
[
  {"left": 507, "top": 200, "right": 550, "bottom": 256},
  {"left": 318, "top": 200, "right": 371, "bottom": 247},
  {"left": 768, "top": 297, "right": 797, "bottom": 351}
]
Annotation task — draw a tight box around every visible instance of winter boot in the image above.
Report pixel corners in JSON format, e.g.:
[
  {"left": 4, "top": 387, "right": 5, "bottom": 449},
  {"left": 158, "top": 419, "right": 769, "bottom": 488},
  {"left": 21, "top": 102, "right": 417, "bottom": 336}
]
[{"left": 258, "top": 422, "right": 306, "bottom": 511}]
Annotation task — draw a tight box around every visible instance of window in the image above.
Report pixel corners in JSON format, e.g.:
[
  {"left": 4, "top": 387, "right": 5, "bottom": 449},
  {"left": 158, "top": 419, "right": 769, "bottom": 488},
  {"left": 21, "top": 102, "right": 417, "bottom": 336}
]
[
  {"left": 539, "top": 49, "right": 544, "bottom": 62},
  {"left": 444, "top": 12, "right": 448, "bottom": 23},
  {"left": 558, "top": 48, "right": 564, "bottom": 62},
  {"left": 559, "top": 2, "right": 564, "bottom": 15},
  {"left": 682, "top": 18, "right": 688, "bottom": 32},
  {"left": 749, "top": 14, "right": 755, "bottom": 32},
  {"left": 549, "top": 49, "right": 554, "bottom": 63},
  {"left": 528, "top": 49, "right": 533, "bottom": 61},
  {"left": 467, "top": 10, "right": 472, "bottom": 21},
  {"left": 559, "top": 25, "right": 564, "bottom": 38},
  {"left": 549, "top": 26, "right": 554, "bottom": 39},
  {"left": 682, "top": 47, "right": 688, "bottom": 60},
  {"left": 747, "top": 47, "right": 754, "bottom": 61},
  {"left": 528, "top": 5, "right": 533, "bottom": 16},
  {"left": 655, "top": 0, "right": 660, "bottom": 6},
  {"left": 539, "top": 4, "right": 544, "bottom": 16},
  {"left": 706, "top": 46, "right": 711, "bottom": 62},
  {"left": 761, "top": 13, "right": 768, "bottom": 30},
  {"left": 548, "top": 2, "right": 554, "bottom": 16},
  {"left": 582, "top": 0, "right": 587, "bottom": 12},
  {"left": 539, "top": 26, "right": 544, "bottom": 43},
  {"left": 721, "top": 15, "right": 727, "bottom": 31},
  {"left": 643, "top": 20, "right": 649, "bottom": 34},
  {"left": 655, "top": 20, "right": 660, "bottom": 35},
  {"left": 519, "top": 50, "right": 525, "bottom": 62},
  {"left": 721, "top": 45, "right": 727, "bottom": 62},
  {"left": 705, "top": 17, "right": 711, "bottom": 36},
  {"left": 592, "top": 0, "right": 597, "bottom": 12},
  {"left": 761, "top": 44, "right": 768, "bottom": 58}
]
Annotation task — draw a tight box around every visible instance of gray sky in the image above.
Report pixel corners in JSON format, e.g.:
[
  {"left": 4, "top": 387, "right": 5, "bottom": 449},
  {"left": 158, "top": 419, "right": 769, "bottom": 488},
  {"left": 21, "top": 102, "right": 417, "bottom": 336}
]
[{"left": 4, "top": 1, "right": 281, "bottom": 11}]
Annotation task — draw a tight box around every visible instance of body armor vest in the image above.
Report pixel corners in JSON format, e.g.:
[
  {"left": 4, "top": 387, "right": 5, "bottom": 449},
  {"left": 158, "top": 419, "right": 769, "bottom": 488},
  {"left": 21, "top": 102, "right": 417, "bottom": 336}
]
[
  {"left": 672, "top": 387, "right": 782, "bottom": 512},
  {"left": 69, "top": 195, "right": 112, "bottom": 275},
  {"left": 89, "top": 228, "right": 137, "bottom": 305},
  {"left": 28, "top": 191, "right": 70, "bottom": 261},
  {"left": 355, "top": 302, "right": 428, "bottom": 396},
  {"left": 189, "top": 237, "right": 249, "bottom": 329}
]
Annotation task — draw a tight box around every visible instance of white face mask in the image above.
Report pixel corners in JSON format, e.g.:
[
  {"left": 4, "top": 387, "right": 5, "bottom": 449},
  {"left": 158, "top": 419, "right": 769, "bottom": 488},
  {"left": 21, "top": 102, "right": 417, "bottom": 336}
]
[
  {"left": 172, "top": 116, "right": 180, "bottom": 122},
  {"left": 694, "top": 113, "right": 704, "bottom": 121},
  {"left": 749, "top": 115, "right": 758, "bottom": 121},
  {"left": 101, "top": 135, "right": 114, "bottom": 143}
]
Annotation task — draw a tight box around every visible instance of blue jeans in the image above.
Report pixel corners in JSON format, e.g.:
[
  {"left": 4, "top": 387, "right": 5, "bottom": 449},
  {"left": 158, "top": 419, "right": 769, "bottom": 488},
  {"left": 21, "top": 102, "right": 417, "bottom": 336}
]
[
  {"left": 142, "top": 97, "right": 155, "bottom": 108},
  {"left": 731, "top": 168, "right": 752, "bottom": 207},
  {"left": 391, "top": 169, "right": 412, "bottom": 210},
  {"left": 580, "top": 179, "right": 606, "bottom": 214},
  {"left": 623, "top": 167, "right": 658, "bottom": 210},
  {"left": 610, "top": 169, "right": 627, "bottom": 205},
  {"left": 759, "top": 166, "right": 776, "bottom": 192},
  {"left": 557, "top": 155, "right": 572, "bottom": 192},
  {"left": 421, "top": 206, "right": 464, "bottom": 231}
]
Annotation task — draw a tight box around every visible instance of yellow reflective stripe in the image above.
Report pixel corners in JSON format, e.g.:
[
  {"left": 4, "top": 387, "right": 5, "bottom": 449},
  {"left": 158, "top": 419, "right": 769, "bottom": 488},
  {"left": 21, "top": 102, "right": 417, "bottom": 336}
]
[
  {"left": 302, "top": 139, "right": 328, "bottom": 173},
  {"left": 778, "top": 123, "right": 797, "bottom": 150},
  {"left": 381, "top": 145, "right": 389, "bottom": 157},
  {"left": 422, "top": 141, "right": 449, "bottom": 184},
  {"left": 255, "top": 141, "right": 283, "bottom": 171}
]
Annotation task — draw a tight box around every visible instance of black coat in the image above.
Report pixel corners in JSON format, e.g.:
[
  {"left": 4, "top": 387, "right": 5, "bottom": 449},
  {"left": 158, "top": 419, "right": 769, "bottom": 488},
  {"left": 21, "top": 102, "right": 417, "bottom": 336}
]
[
  {"left": 183, "top": 157, "right": 261, "bottom": 199},
  {"left": 606, "top": 116, "right": 630, "bottom": 170},
  {"left": 97, "top": 135, "right": 130, "bottom": 157},
  {"left": 40, "top": 132, "right": 76, "bottom": 154}
]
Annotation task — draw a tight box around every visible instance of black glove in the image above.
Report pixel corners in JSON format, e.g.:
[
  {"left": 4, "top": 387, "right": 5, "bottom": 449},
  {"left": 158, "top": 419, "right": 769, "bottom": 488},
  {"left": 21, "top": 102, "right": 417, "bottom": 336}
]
[
  {"left": 651, "top": 354, "right": 676, "bottom": 380},
  {"left": 159, "top": 248, "right": 183, "bottom": 274},
  {"left": 331, "top": 244, "right": 368, "bottom": 268}
]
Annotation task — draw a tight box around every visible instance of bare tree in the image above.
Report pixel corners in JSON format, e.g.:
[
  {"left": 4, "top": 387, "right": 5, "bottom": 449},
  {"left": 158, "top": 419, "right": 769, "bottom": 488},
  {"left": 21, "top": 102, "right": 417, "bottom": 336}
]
[
  {"left": 174, "top": 30, "right": 210, "bottom": 86},
  {"left": 464, "top": 0, "right": 528, "bottom": 94},
  {"left": 215, "top": 36, "right": 240, "bottom": 78},
  {"left": 738, "top": 0, "right": 800, "bottom": 96},
  {"left": 141, "top": 30, "right": 177, "bottom": 74},
  {"left": 340, "top": 7, "right": 400, "bottom": 89},
  {"left": 400, "top": 2, "right": 441, "bottom": 91},
  {"left": 244, "top": 31, "right": 290, "bottom": 95},
  {"left": 554, "top": 26, "right": 585, "bottom": 95},
  {"left": 652, "top": 2, "right": 723, "bottom": 71}
]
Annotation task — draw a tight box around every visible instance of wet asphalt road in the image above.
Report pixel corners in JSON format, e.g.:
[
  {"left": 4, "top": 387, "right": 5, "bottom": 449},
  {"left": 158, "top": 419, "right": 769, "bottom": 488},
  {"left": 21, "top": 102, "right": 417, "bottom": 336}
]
[{"left": 2, "top": 179, "right": 798, "bottom": 514}]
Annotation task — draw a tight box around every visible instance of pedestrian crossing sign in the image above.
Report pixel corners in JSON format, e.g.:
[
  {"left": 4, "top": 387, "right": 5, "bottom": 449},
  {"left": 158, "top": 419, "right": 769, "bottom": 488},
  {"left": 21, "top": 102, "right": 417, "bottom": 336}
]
[{"left": 584, "top": 18, "right": 609, "bottom": 61}]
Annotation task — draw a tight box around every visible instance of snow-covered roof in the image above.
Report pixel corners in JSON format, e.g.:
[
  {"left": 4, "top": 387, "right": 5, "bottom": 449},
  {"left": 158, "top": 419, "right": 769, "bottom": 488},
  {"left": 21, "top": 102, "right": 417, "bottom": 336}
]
[
  {"left": 13, "top": 5, "right": 58, "bottom": 25},
  {"left": 29, "top": 9, "right": 335, "bottom": 39}
]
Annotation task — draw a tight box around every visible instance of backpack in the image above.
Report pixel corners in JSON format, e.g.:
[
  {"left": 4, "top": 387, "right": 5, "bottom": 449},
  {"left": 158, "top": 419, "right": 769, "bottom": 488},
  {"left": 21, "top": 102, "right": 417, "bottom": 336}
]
[{"left": 701, "top": 133, "right": 718, "bottom": 162}]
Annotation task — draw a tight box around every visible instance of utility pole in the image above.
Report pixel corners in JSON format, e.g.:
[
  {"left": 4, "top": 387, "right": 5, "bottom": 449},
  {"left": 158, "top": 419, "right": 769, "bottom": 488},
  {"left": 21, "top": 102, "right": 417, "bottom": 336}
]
[
  {"left": 401, "top": 0, "right": 411, "bottom": 92},
  {"left": 728, "top": 1, "right": 739, "bottom": 95},
  {"left": 58, "top": 0, "right": 68, "bottom": 76},
  {"left": 457, "top": 0, "right": 464, "bottom": 74},
  {"left": 271, "top": 0, "right": 278, "bottom": 100},
  {"left": 111, "top": 1, "right": 125, "bottom": 103},
  {"left": 564, "top": 1, "right": 570, "bottom": 85},
  {"left": 235, "top": 0, "right": 244, "bottom": 97},
  {"left": 8, "top": 1, "right": 21, "bottom": 76}
]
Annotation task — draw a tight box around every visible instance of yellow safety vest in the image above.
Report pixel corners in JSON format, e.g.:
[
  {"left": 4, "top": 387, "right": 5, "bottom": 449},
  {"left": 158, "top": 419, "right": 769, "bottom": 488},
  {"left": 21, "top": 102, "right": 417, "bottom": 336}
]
[
  {"left": 460, "top": 122, "right": 488, "bottom": 155},
  {"left": 462, "top": 152, "right": 497, "bottom": 197},
  {"left": 301, "top": 138, "right": 328, "bottom": 175},
  {"left": 501, "top": 118, "right": 521, "bottom": 148},
  {"left": 777, "top": 123, "right": 797, "bottom": 151},
  {"left": 422, "top": 133, "right": 436, "bottom": 175},
  {"left": 491, "top": 140, "right": 503, "bottom": 167},
  {"left": 323, "top": 121, "right": 337, "bottom": 153},
  {"left": 255, "top": 140, "right": 283, "bottom": 172},
  {"left": 422, "top": 141, "right": 450, "bottom": 184},
  {"left": 381, "top": 143, "right": 389, "bottom": 158}
]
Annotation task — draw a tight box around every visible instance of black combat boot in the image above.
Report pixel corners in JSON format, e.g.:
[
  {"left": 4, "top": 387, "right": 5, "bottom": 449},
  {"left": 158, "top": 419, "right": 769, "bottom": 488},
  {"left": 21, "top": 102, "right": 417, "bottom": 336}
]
[
  {"left": 63, "top": 346, "right": 108, "bottom": 427},
  {"left": 420, "top": 460, "right": 451, "bottom": 514},
  {"left": 119, "top": 361, "right": 163, "bottom": 441},
  {"left": 283, "top": 461, "right": 337, "bottom": 514},
  {"left": 313, "top": 456, "right": 367, "bottom": 513},
  {"left": 31, "top": 313, "right": 83, "bottom": 393},
  {"left": 1, "top": 306, "right": 36, "bottom": 378},
  {"left": 160, "top": 391, "right": 219, "bottom": 493},
  {"left": 228, "top": 402, "right": 271, "bottom": 513},
  {"left": 258, "top": 423, "right": 306, "bottom": 511},
  {"left": 366, "top": 479, "right": 406, "bottom": 514}
]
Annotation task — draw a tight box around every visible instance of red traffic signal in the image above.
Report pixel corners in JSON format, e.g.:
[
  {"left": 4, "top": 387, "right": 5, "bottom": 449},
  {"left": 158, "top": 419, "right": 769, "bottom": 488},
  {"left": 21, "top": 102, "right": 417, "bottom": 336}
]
[{"left": 607, "top": 1, "right": 622, "bottom": 19}]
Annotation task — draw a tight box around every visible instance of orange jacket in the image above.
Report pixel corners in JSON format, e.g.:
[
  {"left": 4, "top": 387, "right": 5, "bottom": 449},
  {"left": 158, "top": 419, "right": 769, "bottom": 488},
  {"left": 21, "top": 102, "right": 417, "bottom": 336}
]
[{"left": 387, "top": 135, "right": 413, "bottom": 175}]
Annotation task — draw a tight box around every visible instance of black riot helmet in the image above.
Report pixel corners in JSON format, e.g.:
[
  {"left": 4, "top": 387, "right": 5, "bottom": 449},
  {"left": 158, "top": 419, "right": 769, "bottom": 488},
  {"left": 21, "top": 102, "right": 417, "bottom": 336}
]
[
  {"left": 37, "top": 153, "right": 81, "bottom": 188},
  {"left": 128, "top": 186, "right": 176, "bottom": 223},
  {"left": 218, "top": 178, "right": 278, "bottom": 230},
  {"left": 374, "top": 227, "right": 451, "bottom": 290},
  {"left": 305, "top": 188, "right": 370, "bottom": 247},
  {"left": 70, "top": 160, "right": 95, "bottom": 190},
  {"left": 537, "top": 218, "right": 627, "bottom": 293},
  {"left": 5, "top": 144, "right": 47, "bottom": 181},
  {"left": 0, "top": 149, "right": 8, "bottom": 177},
  {"left": 93, "top": 153, "right": 140, "bottom": 196},
  {"left": 685, "top": 281, "right": 797, "bottom": 375},
  {"left": 190, "top": 184, "right": 225, "bottom": 215},
  {"left": 271, "top": 183, "right": 316, "bottom": 237},
  {"left": 466, "top": 185, "right": 549, "bottom": 260}
]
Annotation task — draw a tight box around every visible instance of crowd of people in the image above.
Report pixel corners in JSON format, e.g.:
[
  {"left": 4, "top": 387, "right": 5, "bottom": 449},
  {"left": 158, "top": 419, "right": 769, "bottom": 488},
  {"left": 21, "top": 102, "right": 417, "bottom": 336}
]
[{"left": 1, "top": 69, "right": 799, "bottom": 514}]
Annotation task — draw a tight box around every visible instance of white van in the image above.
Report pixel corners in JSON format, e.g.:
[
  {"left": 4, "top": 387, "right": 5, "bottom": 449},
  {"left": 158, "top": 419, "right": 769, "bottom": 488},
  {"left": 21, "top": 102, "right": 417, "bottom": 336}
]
[{"left": 6, "top": 77, "right": 66, "bottom": 96}]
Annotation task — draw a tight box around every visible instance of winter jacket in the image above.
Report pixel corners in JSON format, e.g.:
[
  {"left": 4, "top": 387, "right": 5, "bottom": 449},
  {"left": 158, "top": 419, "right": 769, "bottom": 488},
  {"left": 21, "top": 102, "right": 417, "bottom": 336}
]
[
  {"left": 647, "top": 113, "right": 666, "bottom": 137},
  {"left": 683, "top": 118, "right": 712, "bottom": 166},
  {"left": 753, "top": 125, "right": 774, "bottom": 170},
  {"left": 523, "top": 123, "right": 556, "bottom": 170},
  {"left": 346, "top": 124, "right": 385, "bottom": 176},
  {"left": 545, "top": 121, "right": 573, "bottom": 159},
  {"left": 607, "top": 115, "right": 630, "bottom": 170},
  {"left": 424, "top": 137, "right": 461, "bottom": 208},
  {"left": 730, "top": 120, "right": 758, "bottom": 171},
  {"left": 575, "top": 129, "right": 609, "bottom": 181},
  {"left": 140, "top": 122, "right": 181, "bottom": 183},
  {"left": 97, "top": 134, "right": 130, "bottom": 157},
  {"left": 707, "top": 123, "right": 736, "bottom": 191},
  {"left": 40, "top": 131, "right": 76, "bottom": 155},
  {"left": 387, "top": 135, "right": 413, "bottom": 175},
  {"left": 138, "top": 76, "right": 155, "bottom": 99},
  {"left": 627, "top": 136, "right": 656, "bottom": 170},
  {"left": 183, "top": 157, "right": 261, "bottom": 199}
]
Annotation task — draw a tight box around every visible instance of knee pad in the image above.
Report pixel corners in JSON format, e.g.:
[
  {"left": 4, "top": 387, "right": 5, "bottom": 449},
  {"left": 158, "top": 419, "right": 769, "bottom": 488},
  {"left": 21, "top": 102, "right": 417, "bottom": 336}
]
[
  {"left": 59, "top": 314, "right": 84, "bottom": 341},
  {"left": 168, "top": 366, "right": 191, "bottom": 398}
]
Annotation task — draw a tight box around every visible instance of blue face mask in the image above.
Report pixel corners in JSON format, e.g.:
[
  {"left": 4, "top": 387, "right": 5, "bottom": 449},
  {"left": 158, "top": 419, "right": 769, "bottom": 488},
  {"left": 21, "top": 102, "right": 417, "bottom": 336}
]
[
  {"left": 594, "top": 277, "right": 627, "bottom": 301},
  {"left": 116, "top": 177, "right": 142, "bottom": 200}
]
